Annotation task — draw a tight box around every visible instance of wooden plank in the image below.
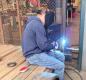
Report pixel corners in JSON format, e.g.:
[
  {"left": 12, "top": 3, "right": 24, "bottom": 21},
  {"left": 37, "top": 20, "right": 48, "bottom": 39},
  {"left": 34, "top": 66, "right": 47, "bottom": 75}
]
[
  {"left": 25, "top": 66, "right": 46, "bottom": 80},
  {"left": 0, "top": 45, "right": 18, "bottom": 49},
  {"left": 0, "top": 45, "right": 8, "bottom": 47},
  {"left": 0, "top": 15, "right": 4, "bottom": 44},
  {"left": 0, "top": 46, "right": 20, "bottom": 58},
  {"left": 0, "top": 45, "right": 15, "bottom": 60},
  {"left": 1, "top": 62, "right": 26, "bottom": 80},
  {"left": 13, "top": 65, "right": 38, "bottom": 80},
  {"left": 0, "top": 45, "right": 15, "bottom": 53},
  {"left": 16, "top": 0, "right": 22, "bottom": 41},
  {"left": 0, "top": 49, "right": 25, "bottom": 79},
  {"left": 0, "top": 45, "right": 8, "bottom": 50},
  {"left": 65, "top": 70, "right": 81, "bottom": 80},
  {"left": 1, "top": 46, "right": 20, "bottom": 58},
  {"left": 64, "top": 71, "right": 71, "bottom": 80},
  {"left": 1, "top": 62, "right": 33, "bottom": 80}
]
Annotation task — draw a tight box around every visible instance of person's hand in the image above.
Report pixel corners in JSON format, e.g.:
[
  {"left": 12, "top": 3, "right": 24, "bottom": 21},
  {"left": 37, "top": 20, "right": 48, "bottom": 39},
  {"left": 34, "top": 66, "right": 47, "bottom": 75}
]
[
  {"left": 51, "top": 41, "right": 56, "bottom": 46},
  {"left": 55, "top": 41, "right": 58, "bottom": 49},
  {"left": 51, "top": 41, "right": 58, "bottom": 49}
]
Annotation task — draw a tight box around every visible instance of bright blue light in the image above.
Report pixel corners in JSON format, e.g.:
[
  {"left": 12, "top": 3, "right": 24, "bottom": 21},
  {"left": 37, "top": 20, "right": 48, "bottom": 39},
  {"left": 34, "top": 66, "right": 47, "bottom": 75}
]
[
  {"left": 62, "top": 39, "right": 66, "bottom": 46},
  {"left": 60, "top": 37, "right": 68, "bottom": 49}
]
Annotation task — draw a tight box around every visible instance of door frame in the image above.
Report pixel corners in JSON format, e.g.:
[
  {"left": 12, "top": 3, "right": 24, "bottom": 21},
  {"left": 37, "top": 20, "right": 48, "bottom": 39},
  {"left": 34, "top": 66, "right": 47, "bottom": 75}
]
[{"left": 78, "top": 0, "right": 86, "bottom": 71}]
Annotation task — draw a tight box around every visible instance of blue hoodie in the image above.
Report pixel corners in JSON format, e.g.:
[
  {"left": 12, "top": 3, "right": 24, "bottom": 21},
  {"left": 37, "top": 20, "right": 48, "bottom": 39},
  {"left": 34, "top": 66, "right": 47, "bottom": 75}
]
[{"left": 22, "top": 16, "right": 54, "bottom": 58}]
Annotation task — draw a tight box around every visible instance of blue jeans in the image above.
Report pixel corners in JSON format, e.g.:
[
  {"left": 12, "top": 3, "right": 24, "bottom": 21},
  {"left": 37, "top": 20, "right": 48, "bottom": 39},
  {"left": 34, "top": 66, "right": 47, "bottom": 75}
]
[{"left": 26, "top": 50, "right": 65, "bottom": 80}]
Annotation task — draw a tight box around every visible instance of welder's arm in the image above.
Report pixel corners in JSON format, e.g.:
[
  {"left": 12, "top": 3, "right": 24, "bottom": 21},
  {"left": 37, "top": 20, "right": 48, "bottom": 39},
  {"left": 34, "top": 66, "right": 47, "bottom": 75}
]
[{"left": 35, "top": 25, "right": 55, "bottom": 51}]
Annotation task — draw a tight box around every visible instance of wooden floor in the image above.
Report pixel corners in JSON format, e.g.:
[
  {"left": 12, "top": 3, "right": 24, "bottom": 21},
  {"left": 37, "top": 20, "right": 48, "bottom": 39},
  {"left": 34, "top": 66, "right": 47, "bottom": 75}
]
[
  {"left": 0, "top": 45, "right": 48, "bottom": 80},
  {"left": 0, "top": 45, "right": 85, "bottom": 80}
]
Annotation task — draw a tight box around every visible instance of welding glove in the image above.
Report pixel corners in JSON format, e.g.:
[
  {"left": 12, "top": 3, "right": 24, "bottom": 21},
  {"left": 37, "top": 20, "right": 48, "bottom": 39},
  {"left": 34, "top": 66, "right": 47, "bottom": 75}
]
[
  {"left": 55, "top": 41, "right": 59, "bottom": 49},
  {"left": 51, "top": 41, "right": 58, "bottom": 49}
]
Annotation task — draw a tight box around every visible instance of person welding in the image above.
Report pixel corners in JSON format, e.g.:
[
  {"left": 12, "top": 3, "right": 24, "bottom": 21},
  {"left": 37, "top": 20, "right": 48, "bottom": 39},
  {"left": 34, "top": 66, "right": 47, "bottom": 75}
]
[{"left": 22, "top": 7, "right": 65, "bottom": 80}]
